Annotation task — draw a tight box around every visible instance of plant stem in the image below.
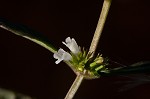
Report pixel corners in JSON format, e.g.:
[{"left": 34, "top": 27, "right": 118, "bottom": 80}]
[
  {"left": 89, "top": 0, "right": 112, "bottom": 55},
  {"left": 64, "top": 73, "right": 84, "bottom": 99},
  {"left": 64, "top": 0, "right": 112, "bottom": 99}
]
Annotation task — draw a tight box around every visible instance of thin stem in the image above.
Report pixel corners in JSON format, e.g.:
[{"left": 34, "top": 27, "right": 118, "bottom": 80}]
[
  {"left": 89, "top": 0, "right": 112, "bottom": 55},
  {"left": 64, "top": 74, "right": 84, "bottom": 99},
  {"left": 64, "top": 0, "right": 112, "bottom": 99}
]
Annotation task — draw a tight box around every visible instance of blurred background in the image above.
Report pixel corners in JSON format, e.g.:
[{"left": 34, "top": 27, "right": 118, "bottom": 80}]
[{"left": 0, "top": 0, "right": 150, "bottom": 99}]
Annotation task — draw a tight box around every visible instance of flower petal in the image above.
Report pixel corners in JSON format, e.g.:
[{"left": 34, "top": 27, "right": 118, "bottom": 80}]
[
  {"left": 62, "top": 37, "right": 80, "bottom": 54},
  {"left": 62, "top": 52, "right": 72, "bottom": 61},
  {"left": 55, "top": 58, "right": 63, "bottom": 64},
  {"left": 53, "top": 48, "right": 72, "bottom": 64}
]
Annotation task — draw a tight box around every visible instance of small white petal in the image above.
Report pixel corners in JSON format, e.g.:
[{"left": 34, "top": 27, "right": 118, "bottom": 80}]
[
  {"left": 62, "top": 37, "right": 80, "bottom": 54},
  {"left": 62, "top": 52, "right": 72, "bottom": 61},
  {"left": 53, "top": 48, "right": 64, "bottom": 59},
  {"left": 65, "top": 37, "right": 72, "bottom": 43},
  {"left": 55, "top": 59, "right": 63, "bottom": 64},
  {"left": 53, "top": 48, "right": 72, "bottom": 64}
]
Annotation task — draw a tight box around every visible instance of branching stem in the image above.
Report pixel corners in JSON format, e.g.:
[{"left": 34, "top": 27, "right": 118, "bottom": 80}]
[{"left": 64, "top": 0, "right": 112, "bottom": 99}]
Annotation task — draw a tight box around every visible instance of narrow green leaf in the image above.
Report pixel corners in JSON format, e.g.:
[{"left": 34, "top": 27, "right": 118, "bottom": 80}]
[
  {"left": 0, "top": 18, "right": 80, "bottom": 73},
  {"left": 0, "top": 18, "right": 57, "bottom": 53},
  {"left": 98, "top": 61, "right": 150, "bottom": 76}
]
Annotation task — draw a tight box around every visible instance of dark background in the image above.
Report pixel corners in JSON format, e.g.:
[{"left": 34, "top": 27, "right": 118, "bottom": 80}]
[{"left": 0, "top": 0, "right": 150, "bottom": 99}]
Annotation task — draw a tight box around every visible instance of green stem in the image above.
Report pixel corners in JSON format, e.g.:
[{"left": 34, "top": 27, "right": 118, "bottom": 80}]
[{"left": 64, "top": 0, "right": 112, "bottom": 99}]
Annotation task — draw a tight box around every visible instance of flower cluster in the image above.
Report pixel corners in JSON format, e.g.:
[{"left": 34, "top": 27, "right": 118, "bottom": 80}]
[{"left": 53, "top": 37, "right": 109, "bottom": 78}]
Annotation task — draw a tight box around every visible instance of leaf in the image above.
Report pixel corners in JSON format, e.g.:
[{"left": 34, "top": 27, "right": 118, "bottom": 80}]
[
  {"left": 0, "top": 18, "right": 57, "bottom": 53},
  {"left": 0, "top": 88, "right": 34, "bottom": 99},
  {"left": 98, "top": 61, "right": 150, "bottom": 91},
  {"left": 0, "top": 18, "right": 82, "bottom": 74},
  {"left": 116, "top": 74, "right": 150, "bottom": 92},
  {"left": 98, "top": 61, "right": 150, "bottom": 76}
]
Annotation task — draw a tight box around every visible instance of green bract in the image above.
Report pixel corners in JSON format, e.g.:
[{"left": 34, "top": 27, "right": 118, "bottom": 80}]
[{"left": 69, "top": 48, "right": 109, "bottom": 79}]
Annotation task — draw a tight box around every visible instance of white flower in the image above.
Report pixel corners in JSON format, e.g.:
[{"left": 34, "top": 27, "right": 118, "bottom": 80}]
[
  {"left": 53, "top": 37, "right": 80, "bottom": 64},
  {"left": 53, "top": 48, "right": 72, "bottom": 64},
  {"left": 62, "top": 37, "right": 80, "bottom": 54}
]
